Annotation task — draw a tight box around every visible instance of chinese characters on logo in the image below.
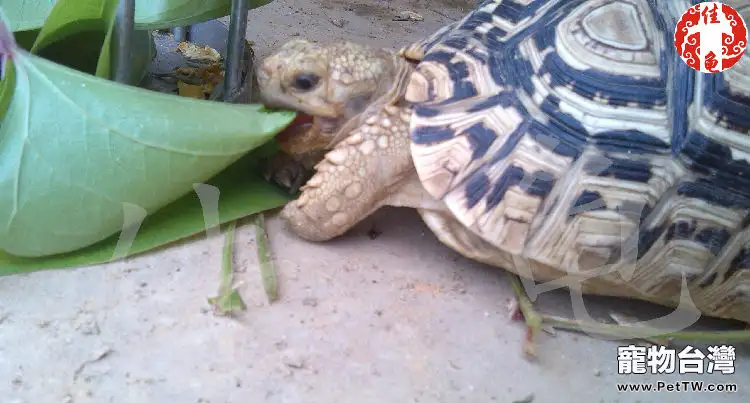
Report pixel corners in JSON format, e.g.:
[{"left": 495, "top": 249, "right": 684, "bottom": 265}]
[
  {"left": 674, "top": 2, "right": 748, "bottom": 73},
  {"left": 617, "top": 345, "right": 736, "bottom": 375}
]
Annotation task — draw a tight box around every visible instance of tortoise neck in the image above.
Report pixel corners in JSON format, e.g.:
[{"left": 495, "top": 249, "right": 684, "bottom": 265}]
[
  {"left": 388, "top": 53, "right": 417, "bottom": 105},
  {"left": 323, "top": 53, "right": 414, "bottom": 148}
]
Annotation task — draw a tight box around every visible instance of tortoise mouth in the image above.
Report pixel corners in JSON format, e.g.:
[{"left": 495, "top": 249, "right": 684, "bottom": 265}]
[
  {"left": 276, "top": 112, "right": 314, "bottom": 144},
  {"left": 275, "top": 112, "right": 337, "bottom": 155}
]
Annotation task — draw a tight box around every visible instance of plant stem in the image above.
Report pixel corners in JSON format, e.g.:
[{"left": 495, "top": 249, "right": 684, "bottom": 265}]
[
  {"left": 219, "top": 220, "right": 237, "bottom": 292},
  {"left": 509, "top": 275, "right": 542, "bottom": 357},
  {"left": 254, "top": 213, "right": 278, "bottom": 303},
  {"left": 208, "top": 220, "right": 246, "bottom": 316},
  {"left": 542, "top": 314, "right": 750, "bottom": 343},
  {"left": 508, "top": 274, "right": 750, "bottom": 347}
]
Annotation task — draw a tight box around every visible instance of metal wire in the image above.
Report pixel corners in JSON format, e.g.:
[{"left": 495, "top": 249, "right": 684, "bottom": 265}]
[
  {"left": 223, "top": 0, "right": 249, "bottom": 102},
  {"left": 172, "top": 26, "right": 191, "bottom": 42},
  {"left": 113, "top": 0, "right": 135, "bottom": 83}
]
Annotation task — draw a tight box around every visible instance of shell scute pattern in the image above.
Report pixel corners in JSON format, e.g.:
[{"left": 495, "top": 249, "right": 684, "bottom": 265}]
[{"left": 408, "top": 0, "right": 750, "bottom": 320}]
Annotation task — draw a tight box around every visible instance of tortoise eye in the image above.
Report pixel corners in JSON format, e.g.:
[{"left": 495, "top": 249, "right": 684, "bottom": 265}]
[{"left": 292, "top": 73, "right": 320, "bottom": 91}]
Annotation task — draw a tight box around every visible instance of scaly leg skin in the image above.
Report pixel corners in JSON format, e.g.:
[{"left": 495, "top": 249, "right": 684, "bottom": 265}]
[{"left": 280, "top": 104, "right": 415, "bottom": 242}]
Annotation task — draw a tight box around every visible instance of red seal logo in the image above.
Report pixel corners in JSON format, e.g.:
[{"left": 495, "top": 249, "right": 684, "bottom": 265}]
[{"left": 674, "top": 2, "right": 748, "bottom": 73}]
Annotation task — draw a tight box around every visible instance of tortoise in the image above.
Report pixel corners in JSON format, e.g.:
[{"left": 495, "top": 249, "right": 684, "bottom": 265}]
[{"left": 256, "top": 0, "right": 750, "bottom": 325}]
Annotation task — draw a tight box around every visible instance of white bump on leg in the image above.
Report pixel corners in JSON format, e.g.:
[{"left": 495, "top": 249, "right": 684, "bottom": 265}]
[
  {"left": 347, "top": 133, "right": 364, "bottom": 145},
  {"left": 345, "top": 182, "right": 363, "bottom": 199},
  {"left": 326, "top": 197, "right": 341, "bottom": 212},
  {"left": 384, "top": 105, "right": 399, "bottom": 114},
  {"left": 359, "top": 140, "right": 376, "bottom": 155},
  {"left": 332, "top": 212, "right": 348, "bottom": 226},
  {"left": 377, "top": 136, "right": 389, "bottom": 149},
  {"left": 326, "top": 148, "right": 348, "bottom": 164},
  {"left": 296, "top": 194, "right": 308, "bottom": 208},
  {"left": 307, "top": 175, "right": 323, "bottom": 187}
]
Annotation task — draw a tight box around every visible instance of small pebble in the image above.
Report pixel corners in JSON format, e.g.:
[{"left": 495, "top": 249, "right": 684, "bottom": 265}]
[
  {"left": 331, "top": 18, "right": 348, "bottom": 28},
  {"left": 367, "top": 227, "right": 382, "bottom": 239},
  {"left": 282, "top": 351, "right": 305, "bottom": 369},
  {"left": 393, "top": 11, "right": 424, "bottom": 21},
  {"left": 512, "top": 393, "right": 534, "bottom": 403}
]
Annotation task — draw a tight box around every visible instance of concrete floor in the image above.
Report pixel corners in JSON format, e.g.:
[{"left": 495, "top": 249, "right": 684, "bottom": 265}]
[{"left": 1, "top": 1, "right": 749, "bottom": 402}]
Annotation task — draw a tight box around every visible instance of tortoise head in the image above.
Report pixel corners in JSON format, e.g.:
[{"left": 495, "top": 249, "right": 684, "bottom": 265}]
[{"left": 257, "top": 39, "right": 411, "bottom": 154}]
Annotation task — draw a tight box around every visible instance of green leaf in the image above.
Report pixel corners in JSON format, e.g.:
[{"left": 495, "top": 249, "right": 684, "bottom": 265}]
[
  {"left": 26, "top": 0, "right": 151, "bottom": 84},
  {"left": 1, "top": 0, "right": 275, "bottom": 32},
  {"left": 96, "top": 26, "right": 155, "bottom": 85},
  {"left": 95, "top": 0, "right": 157, "bottom": 84},
  {"left": 29, "top": 0, "right": 115, "bottom": 76},
  {"left": 0, "top": 46, "right": 295, "bottom": 258},
  {"left": 30, "top": 0, "right": 115, "bottom": 52},
  {"left": 0, "top": 0, "right": 56, "bottom": 32},
  {"left": 133, "top": 0, "right": 274, "bottom": 30},
  {"left": 11, "top": 29, "right": 39, "bottom": 50},
  {"left": 0, "top": 52, "right": 14, "bottom": 122},
  {"left": 0, "top": 153, "right": 291, "bottom": 275},
  {"left": 127, "top": 28, "right": 157, "bottom": 85}
]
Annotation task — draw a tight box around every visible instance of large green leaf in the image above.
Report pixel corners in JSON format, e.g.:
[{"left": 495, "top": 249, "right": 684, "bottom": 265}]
[
  {"left": 0, "top": 50, "right": 14, "bottom": 122},
  {"left": 0, "top": 0, "right": 56, "bottom": 32},
  {"left": 0, "top": 151, "right": 290, "bottom": 275},
  {"left": 29, "top": 0, "right": 117, "bottom": 58},
  {"left": 27, "top": 0, "right": 152, "bottom": 84},
  {"left": 0, "top": 23, "right": 295, "bottom": 257},
  {"left": 133, "top": 0, "right": 275, "bottom": 30},
  {"left": 0, "top": 0, "right": 275, "bottom": 32},
  {"left": 10, "top": 28, "right": 40, "bottom": 50}
]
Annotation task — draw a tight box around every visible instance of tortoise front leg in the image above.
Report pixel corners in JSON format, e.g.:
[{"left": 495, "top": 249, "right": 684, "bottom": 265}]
[
  {"left": 279, "top": 105, "right": 414, "bottom": 242},
  {"left": 264, "top": 150, "right": 325, "bottom": 195}
]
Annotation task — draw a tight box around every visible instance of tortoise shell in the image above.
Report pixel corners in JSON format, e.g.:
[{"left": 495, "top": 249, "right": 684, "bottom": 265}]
[{"left": 405, "top": 0, "right": 750, "bottom": 321}]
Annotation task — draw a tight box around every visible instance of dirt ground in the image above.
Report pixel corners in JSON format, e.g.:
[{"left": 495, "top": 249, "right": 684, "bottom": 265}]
[{"left": 2, "top": 0, "right": 749, "bottom": 402}]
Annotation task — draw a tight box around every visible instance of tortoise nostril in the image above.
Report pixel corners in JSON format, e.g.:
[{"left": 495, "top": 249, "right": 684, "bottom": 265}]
[
  {"left": 257, "top": 68, "right": 269, "bottom": 83},
  {"left": 256, "top": 64, "right": 274, "bottom": 84}
]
